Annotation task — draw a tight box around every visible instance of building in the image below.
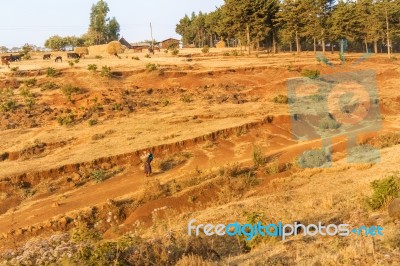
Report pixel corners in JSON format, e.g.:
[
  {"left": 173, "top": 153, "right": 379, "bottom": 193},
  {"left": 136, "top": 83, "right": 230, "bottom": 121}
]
[
  {"left": 157, "top": 38, "right": 180, "bottom": 49},
  {"left": 119, "top": 37, "right": 132, "bottom": 49}
]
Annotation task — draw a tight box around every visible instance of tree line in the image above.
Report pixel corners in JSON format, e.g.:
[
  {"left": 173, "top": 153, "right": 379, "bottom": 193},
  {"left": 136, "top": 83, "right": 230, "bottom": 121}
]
[
  {"left": 44, "top": 0, "right": 120, "bottom": 51},
  {"left": 176, "top": 0, "right": 400, "bottom": 56}
]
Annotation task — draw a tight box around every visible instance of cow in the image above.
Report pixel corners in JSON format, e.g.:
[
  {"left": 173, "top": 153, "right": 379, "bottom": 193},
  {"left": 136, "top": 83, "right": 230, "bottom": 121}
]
[
  {"left": 1, "top": 56, "right": 10, "bottom": 68},
  {"left": 55, "top": 56, "right": 62, "bottom": 62},
  {"left": 9, "top": 54, "right": 21, "bottom": 62},
  {"left": 43, "top": 54, "right": 51, "bottom": 60},
  {"left": 67, "top": 53, "right": 80, "bottom": 59}
]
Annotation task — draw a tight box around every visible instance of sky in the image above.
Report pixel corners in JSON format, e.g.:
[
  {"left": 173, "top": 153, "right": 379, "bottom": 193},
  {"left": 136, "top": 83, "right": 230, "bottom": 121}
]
[{"left": 0, "top": 0, "right": 224, "bottom": 48}]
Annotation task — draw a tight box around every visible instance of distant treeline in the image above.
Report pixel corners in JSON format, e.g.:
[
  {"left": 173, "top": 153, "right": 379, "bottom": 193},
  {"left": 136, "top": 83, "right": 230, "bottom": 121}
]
[{"left": 176, "top": 0, "right": 400, "bottom": 55}]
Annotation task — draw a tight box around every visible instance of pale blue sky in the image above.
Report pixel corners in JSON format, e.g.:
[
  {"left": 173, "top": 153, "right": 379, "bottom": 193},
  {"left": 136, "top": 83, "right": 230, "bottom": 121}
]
[{"left": 0, "top": 0, "right": 223, "bottom": 48}]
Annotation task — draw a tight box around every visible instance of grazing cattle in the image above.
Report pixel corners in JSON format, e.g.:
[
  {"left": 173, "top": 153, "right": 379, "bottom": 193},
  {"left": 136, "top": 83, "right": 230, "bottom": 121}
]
[
  {"left": 9, "top": 54, "right": 21, "bottom": 62},
  {"left": 1, "top": 57, "right": 10, "bottom": 68},
  {"left": 43, "top": 54, "right": 51, "bottom": 60},
  {"left": 55, "top": 56, "right": 62, "bottom": 62},
  {"left": 67, "top": 52, "right": 80, "bottom": 59}
]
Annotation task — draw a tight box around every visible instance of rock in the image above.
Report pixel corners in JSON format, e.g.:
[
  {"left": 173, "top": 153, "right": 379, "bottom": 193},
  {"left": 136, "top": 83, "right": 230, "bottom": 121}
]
[{"left": 388, "top": 198, "right": 400, "bottom": 219}]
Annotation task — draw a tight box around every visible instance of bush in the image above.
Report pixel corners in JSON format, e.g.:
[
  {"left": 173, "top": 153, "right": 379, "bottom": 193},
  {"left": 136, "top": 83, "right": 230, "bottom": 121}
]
[
  {"left": 223, "top": 51, "right": 230, "bottom": 56},
  {"left": 40, "top": 82, "right": 59, "bottom": 91},
  {"left": 273, "top": 94, "right": 288, "bottom": 104},
  {"left": 145, "top": 54, "right": 151, "bottom": 58},
  {"left": 171, "top": 48, "right": 179, "bottom": 55},
  {"left": 61, "top": 84, "right": 82, "bottom": 102},
  {"left": 366, "top": 174, "right": 400, "bottom": 210},
  {"left": 91, "top": 169, "right": 107, "bottom": 183},
  {"left": 95, "top": 55, "right": 103, "bottom": 59},
  {"left": 132, "top": 56, "right": 140, "bottom": 60},
  {"left": 23, "top": 78, "right": 37, "bottom": 87},
  {"left": 68, "top": 61, "right": 74, "bottom": 67},
  {"left": 46, "top": 67, "right": 58, "bottom": 77},
  {"left": 10, "top": 66, "right": 19, "bottom": 72},
  {"left": 180, "top": 94, "right": 192, "bottom": 103},
  {"left": 201, "top": 45, "right": 210, "bottom": 54},
  {"left": 252, "top": 146, "right": 265, "bottom": 167},
  {"left": 88, "top": 119, "right": 98, "bottom": 126},
  {"left": 146, "top": 63, "right": 158, "bottom": 72},
  {"left": 57, "top": 113, "right": 75, "bottom": 126},
  {"left": 100, "top": 65, "right": 112, "bottom": 78},
  {"left": 298, "top": 149, "right": 327, "bottom": 168},
  {"left": 87, "top": 64, "right": 98, "bottom": 72},
  {"left": 318, "top": 116, "right": 341, "bottom": 130},
  {"left": 0, "top": 99, "right": 17, "bottom": 112},
  {"left": 301, "top": 69, "right": 320, "bottom": 79}
]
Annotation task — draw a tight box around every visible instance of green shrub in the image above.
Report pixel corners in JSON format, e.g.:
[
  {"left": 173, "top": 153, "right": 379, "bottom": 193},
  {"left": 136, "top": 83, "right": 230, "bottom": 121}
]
[
  {"left": 253, "top": 145, "right": 265, "bottom": 167},
  {"left": 87, "top": 64, "right": 98, "bottom": 72},
  {"left": 23, "top": 78, "right": 37, "bottom": 87},
  {"left": 273, "top": 94, "right": 288, "bottom": 104},
  {"left": 298, "top": 149, "right": 327, "bottom": 168},
  {"left": 100, "top": 65, "right": 112, "bottom": 78},
  {"left": 10, "top": 66, "right": 19, "bottom": 72},
  {"left": 40, "top": 82, "right": 60, "bottom": 91},
  {"left": 68, "top": 61, "right": 74, "bottom": 67},
  {"left": 161, "top": 98, "right": 170, "bottom": 107},
  {"left": 301, "top": 69, "right": 320, "bottom": 79},
  {"left": 46, "top": 67, "right": 58, "bottom": 77},
  {"left": 57, "top": 113, "right": 75, "bottom": 126},
  {"left": 180, "top": 94, "right": 192, "bottom": 103},
  {"left": 74, "top": 59, "right": 80, "bottom": 64},
  {"left": 61, "top": 84, "right": 82, "bottom": 102},
  {"left": 223, "top": 52, "right": 230, "bottom": 56},
  {"left": 0, "top": 99, "right": 17, "bottom": 112},
  {"left": 171, "top": 48, "right": 179, "bottom": 55},
  {"left": 366, "top": 174, "right": 400, "bottom": 210},
  {"left": 95, "top": 55, "right": 103, "bottom": 59},
  {"left": 145, "top": 54, "right": 151, "bottom": 58},
  {"left": 88, "top": 119, "right": 98, "bottom": 126},
  {"left": 201, "top": 45, "right": 210, "bottom": 54},
  {"left": 132, "top": 56, "right": 140, "bottom": 60},
  {"left": 91, "top": 169, "right": 107, "bottom": 183},
  {"left": 318, "top": 116, "right": 341, "bottom": 130},
  {"left": 112, "top": 103, "right": 123, "bottom": 111},
  {"left": 146, "top": 63, "right": 158, "bottom": 72}
]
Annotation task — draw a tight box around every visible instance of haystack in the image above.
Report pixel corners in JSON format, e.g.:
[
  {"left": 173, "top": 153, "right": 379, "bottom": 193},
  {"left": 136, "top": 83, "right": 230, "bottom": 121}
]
[
  {"left": 88, "top": 44, "right": 108, "bottom": 55},
  {"left": 74, "top": 47, "right": 89, "bottom": 55},
  {"left": 106, "top": 41, "right": 125, "bottom": 55},
  {"left": 216, "top": 41, "right": 226, "bottom": 48}
]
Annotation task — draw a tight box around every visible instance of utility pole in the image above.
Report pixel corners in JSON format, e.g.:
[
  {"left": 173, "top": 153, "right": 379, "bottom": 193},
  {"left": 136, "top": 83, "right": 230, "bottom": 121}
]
[{"left": 150, "top": 22, "right": 154, "bottom": 49}]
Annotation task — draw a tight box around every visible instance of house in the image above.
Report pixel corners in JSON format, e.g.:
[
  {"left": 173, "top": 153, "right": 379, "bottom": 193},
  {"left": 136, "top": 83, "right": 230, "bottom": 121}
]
[
  {"left": 157, "top": 38, "right": 180, "bottom": 49},
  {"left": 119, "top": 37, "right": 132, "bottom": 49}
]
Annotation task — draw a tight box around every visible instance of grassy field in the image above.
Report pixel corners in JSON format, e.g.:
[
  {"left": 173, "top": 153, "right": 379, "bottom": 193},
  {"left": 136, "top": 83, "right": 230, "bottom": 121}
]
[{"left": 0, "top": 48, "right": 399, "bottom": 265}]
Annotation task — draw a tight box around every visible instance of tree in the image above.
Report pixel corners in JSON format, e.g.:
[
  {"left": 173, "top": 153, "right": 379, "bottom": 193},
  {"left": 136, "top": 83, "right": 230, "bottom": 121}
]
[
  {"left": 107, "top": 17, "right": 120, "bottom": 42},
  {"left": 88, "top": 0, "right": 120, "bottom": 45},
  {"left": 0, "top": 46, "right": 8, "bottom": 53},
  {"left": 44, "top": 35, "right": 67, "bottom": 51}
]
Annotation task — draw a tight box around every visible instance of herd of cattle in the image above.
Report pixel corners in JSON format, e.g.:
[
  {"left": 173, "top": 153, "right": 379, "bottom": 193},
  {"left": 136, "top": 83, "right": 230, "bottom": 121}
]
[
  {"left": 1, "top": 48, "right": 161, "bottom": 68},
  {"left": 1, "top": 52, "right": 84, "bottom": 67}
]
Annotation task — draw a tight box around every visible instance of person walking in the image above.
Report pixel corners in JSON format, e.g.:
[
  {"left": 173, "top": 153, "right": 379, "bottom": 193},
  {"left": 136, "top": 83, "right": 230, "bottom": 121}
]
[{"left": 144, "top": 151, "right": 154, "bottom": 177}]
